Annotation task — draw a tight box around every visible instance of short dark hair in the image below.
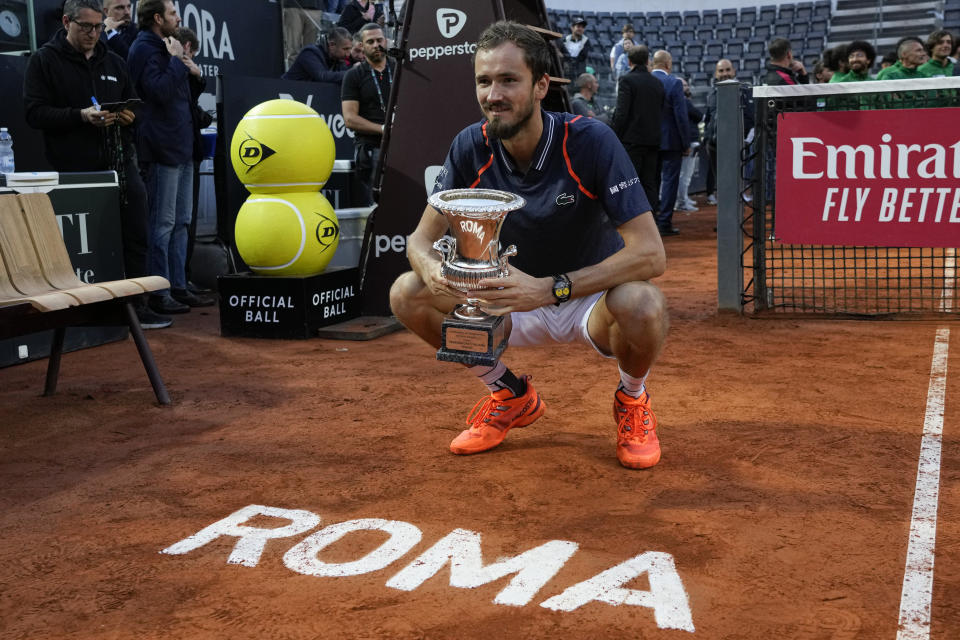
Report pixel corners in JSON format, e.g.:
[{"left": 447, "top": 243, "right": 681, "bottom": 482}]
[
  {"left": 327, "top": 26, "right": 351, "bottom": 45},
  {"left": 925, "top": 29, "right": 954, "bottom": 55},
  {"left": 475, "top": 21, "right": 551, "bottom": 82},
  {"left": 628, "top": 44, "right": 649, "bottom": 68},
  {"left": 136, "top": 0, "right": 167, "bottom": 31},
  {"left": 846, "top": 40, "right": 876, "bottom": 65},
  {"left": 881, "top": 50, "right": 898, "bottom": 66},
  {"left": 63, "top": 0, "right": 102, "bottom": 20},
  {"left": 621, "top": 23, "right": 634, "bottom": 33},
  {"left": 768, "top": 38, "right": 792, "bottom": 60},
  {"left": 359, "top": 23, "right": 382, "bottom": 38},
  {"left": 175, "top": 26, "right": 198, "bottom": 52}
]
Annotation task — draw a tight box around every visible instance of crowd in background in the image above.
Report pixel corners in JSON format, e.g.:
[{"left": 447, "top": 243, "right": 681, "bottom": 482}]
[{"left": 554, "top": 14, "right": 957, "bottom": 234}]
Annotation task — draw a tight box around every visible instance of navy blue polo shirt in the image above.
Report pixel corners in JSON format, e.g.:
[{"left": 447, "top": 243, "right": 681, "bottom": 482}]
[{"left": 431, "top": 110, "right": 650, "bottom": 278}]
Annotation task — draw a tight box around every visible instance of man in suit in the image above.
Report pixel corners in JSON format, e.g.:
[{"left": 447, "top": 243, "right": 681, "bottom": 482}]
[
  {"left": 650, "top": 50, "right": 692, "bottom": 236},
  {"left": 612, "top": 45, "right": 664, "bottom": 217}
]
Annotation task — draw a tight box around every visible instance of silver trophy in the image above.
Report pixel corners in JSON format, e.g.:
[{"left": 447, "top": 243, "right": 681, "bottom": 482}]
[{"left": 427, "top": 188, "right": 526, "bottom": 365}]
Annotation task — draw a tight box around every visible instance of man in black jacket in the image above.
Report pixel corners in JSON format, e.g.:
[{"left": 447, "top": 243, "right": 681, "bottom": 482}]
[
  {"left": 282, "top": 27, "right": 352, "bottom": 83},
  {"left": 702, "top": 59, "right": 755, "bottom": 205},
  {"left": 612, "top": 45, "right": 664, "bottom": 220},
  {"left": 24, "top": 0, "right": 170, "bottom": 329},
  {"left": 100, "top": 0, "right": 137, "bottom": 59},
  {"left": 763, "top": 38, "right": 809, "bottom": 86}
]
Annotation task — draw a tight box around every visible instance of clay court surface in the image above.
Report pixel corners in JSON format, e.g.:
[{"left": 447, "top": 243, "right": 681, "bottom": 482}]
[{"left": 2, "top": 207, "right": 959, "bottom": 639}]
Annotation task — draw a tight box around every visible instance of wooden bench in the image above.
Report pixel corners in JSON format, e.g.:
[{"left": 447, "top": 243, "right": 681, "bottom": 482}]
[{"left": 0, "top": 192, "right": 171, "bottom": 404}]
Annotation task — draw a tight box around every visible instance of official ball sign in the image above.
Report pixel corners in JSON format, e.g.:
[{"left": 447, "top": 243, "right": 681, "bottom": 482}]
[{"left": 775, "top": 107, "right": 960, "bottom": 247}]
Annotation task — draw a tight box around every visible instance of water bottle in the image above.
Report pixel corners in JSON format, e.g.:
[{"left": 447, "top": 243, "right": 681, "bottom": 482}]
[{"left": 0, "top": 128, "right": 14, "bottom": 174}]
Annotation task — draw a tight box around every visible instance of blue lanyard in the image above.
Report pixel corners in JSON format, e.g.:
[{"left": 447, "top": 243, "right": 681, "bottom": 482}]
[{"left": 369, "top": 62, "right": 392, "bottom": 112}]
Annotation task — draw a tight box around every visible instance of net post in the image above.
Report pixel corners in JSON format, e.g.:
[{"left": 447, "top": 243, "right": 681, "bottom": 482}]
[{"left": 716, "top": 79, "right": 744, "bottom": 313}]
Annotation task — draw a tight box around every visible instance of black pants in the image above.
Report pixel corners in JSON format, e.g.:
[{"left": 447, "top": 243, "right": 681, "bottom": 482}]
[
  {"left": 355, "top": 141, "right": 381, "bottom": 205},
  {"left": 706, "top": 143, "right": 717, "bottom": 196},
  {"left": 626, "top": 145, "right": 661, "bottom": 215},
  {"left": 119, "top": 148, "right": 149, "bottom": 279}
]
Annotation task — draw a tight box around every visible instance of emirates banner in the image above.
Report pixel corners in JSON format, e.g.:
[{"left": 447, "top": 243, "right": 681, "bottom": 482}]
[{"left": 775, "top": 108, "right": 960, "bottom": 247}]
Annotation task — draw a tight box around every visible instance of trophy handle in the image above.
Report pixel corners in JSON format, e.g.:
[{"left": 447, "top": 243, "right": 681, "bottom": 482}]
[
  {"left": 498, "top": 244, "right": 517, "bottom": 275},
  {"left": 433, "top": 236, "right": 456, "bottom": 264}
]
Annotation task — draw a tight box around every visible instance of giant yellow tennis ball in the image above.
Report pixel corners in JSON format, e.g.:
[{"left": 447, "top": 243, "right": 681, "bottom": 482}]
[
  {"left": 230, "top": 99, "right": 335, "bottom": 193},
  {"left": 235, "top": 192, "right": 340, "bottom": 276}
]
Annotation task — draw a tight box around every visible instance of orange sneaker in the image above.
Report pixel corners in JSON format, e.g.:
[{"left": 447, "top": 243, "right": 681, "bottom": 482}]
[
  {"left": 450, "top": 376, "right": 545, "bottom": 455},
  {"left": 613, "top": 389, "right": 660, "bottom": 469}
]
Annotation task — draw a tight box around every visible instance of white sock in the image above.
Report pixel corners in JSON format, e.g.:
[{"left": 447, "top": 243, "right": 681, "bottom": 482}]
[
  {"left": 617, "top": 366, "right": 647, "bottom": 398},
  {"left": 471, "top": 362, "right": 509, "bottom": 394}
]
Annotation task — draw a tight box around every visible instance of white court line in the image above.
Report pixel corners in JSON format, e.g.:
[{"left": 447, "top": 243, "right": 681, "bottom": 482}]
[{"left": 896, "top": 327, "right": 949, "bottom": 640}]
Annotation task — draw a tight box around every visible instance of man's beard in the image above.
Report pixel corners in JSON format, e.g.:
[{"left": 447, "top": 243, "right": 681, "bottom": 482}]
[
  {"left": 366, "top": 47, "right": 385, "bottom": 64},
  {"left": 483, "top": 98, "right": 535, "bottom": 140}
]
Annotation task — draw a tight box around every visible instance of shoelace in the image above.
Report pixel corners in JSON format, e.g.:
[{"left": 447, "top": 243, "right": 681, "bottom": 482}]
[
  {"left": 616, "top": 397, "right": 653, "bottom": 443},
  {"left": 466, "top": 395, "right": 512, "bottom": 432}
]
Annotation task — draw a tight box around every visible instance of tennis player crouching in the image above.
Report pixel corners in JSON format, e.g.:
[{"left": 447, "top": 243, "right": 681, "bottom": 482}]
[{"left": 389, "top": 21, "right": 669, "bottom": 469}]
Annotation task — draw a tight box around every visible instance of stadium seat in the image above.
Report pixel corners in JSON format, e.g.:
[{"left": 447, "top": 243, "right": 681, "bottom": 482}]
[
  {"left": 947, "top": 9, "right": 960, "bottom": 29},
  {"left": 740, "top": 7, "right": 758, "bottom": 24},
  {"left": 747, "top": 39, "right": 766, "bottom": 55},
  {"left": 695, "top": 25, "right": 715, "bottom": 40},
  {"left": 721, "top": 8, "right": 738, "bottom": 24},
  {"left": 779, "top": 4, "right": 796, "bottom": 22},
  {"left": 683, "top": 10, "right": 700, "bottom": 27},
  {"left": 702, "top": 9, "right": 719, "bottom": 26},
  {"left": 754, "top": 24, "right": 771, "bottom": 39},
  {"left": 742, "top": 57, "right": 761, "bottom": 74},
  {"left": 687, "top": 43, "right": 704, "bottom": 58},
  {"left": 597, "top": 11, "right": 614, "bottom": 30},
  {"left": 647, "top": 12, "right": 664, "bottom": 27},
  {"left": 806, "top": 31, "right": 826, "bottom": 50},
  {"left": 678, "top": 25, "right": 696, "bottom": 40},
  {"left": 796, "top": 2, "right": 814, "bottom": 20},
  {"left": 759, "top": 5, "right": 777, "bottom": 23},
  {"left": 706, "top": 40, "right": 724, "bottom": 57},
  {"left": 813, "top": 0, "right": 831, "bottom": 18},
  {"left": 665, "top": 38, "right": 683, "bottom": 53},
  {"left": 727, "top": 42, "right": 745, "bottom": 58},
  {"left": 659, "top": 25, "right": 679, "bottom": 40},
  {"left": 714, "top": 25, "right": 733, "bottom": 41},
  {"left": 735, "top": 25, "right": 753, "bottom": 41},
  {"left": 774, "top": 22, "right": 792, "bottom": 36},
  {"left": 665, "top": 11, "right": 682, "bottom": 26},
  {"left": 704, "top": 60, "right": 717, "bottom": 76},
  {"left": 810, "top": 18, "right": 828, "bottom": 33}
]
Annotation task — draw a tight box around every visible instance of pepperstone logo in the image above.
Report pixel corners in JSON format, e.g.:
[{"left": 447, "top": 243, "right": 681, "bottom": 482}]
[{"left": 436, "top": 8, "right": 467, "bottom": 38}]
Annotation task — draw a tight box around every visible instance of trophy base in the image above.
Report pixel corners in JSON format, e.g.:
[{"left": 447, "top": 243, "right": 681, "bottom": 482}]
[{"left": 436, "top": 311, "right": 507, "bottom": 367}]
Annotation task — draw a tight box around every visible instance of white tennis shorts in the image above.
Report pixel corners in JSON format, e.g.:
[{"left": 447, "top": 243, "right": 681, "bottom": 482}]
[{"left": 507, "top": 291, "right": 611, "bottom": 358}]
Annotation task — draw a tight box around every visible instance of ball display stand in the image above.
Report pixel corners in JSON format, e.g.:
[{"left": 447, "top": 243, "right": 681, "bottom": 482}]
[{"left": 218, "top": 267, "right": 360, "bottom": 339}]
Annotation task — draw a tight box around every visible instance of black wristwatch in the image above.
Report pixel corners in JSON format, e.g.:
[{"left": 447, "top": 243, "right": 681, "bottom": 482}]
[{"left": 552, "top": 273, "right": 571, "bottom": 305}]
